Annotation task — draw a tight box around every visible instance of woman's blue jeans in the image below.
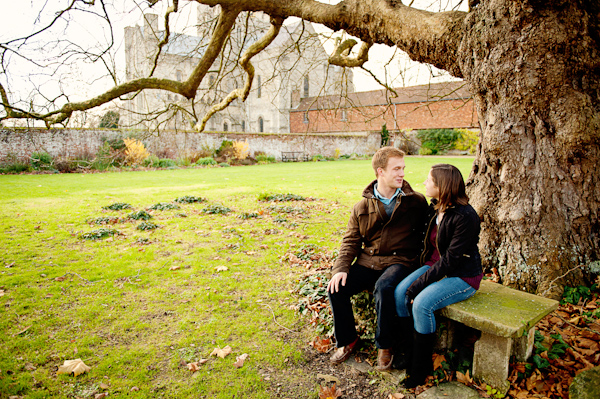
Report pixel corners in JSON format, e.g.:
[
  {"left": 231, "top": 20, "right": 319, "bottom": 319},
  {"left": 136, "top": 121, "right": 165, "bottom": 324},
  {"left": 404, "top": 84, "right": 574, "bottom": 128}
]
[{"left": 394, "top": 266, "right": 476, "bottom": 334}]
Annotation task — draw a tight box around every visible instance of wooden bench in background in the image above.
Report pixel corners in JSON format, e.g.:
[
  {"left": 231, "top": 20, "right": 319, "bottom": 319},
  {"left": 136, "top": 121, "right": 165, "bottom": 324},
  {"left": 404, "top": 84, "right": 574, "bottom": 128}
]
[
  {"left": 281, "top": 151, "right": 309, "bottom": 162},
  {"left": 438, "top": 280, "right": 559, "bottom": 392}
]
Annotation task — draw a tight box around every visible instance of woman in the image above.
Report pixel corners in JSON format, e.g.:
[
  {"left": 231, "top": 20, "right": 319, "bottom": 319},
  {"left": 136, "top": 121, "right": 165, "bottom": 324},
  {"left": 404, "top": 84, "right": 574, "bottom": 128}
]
[{"left": 394, "top": 164, "right": 483, "bottom": 388}]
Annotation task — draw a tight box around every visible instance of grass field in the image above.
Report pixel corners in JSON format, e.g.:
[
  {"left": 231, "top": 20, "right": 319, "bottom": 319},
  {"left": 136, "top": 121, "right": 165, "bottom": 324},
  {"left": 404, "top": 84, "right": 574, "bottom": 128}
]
[{"left": 0, "top": 156, "right": 474, "bottom": 398}]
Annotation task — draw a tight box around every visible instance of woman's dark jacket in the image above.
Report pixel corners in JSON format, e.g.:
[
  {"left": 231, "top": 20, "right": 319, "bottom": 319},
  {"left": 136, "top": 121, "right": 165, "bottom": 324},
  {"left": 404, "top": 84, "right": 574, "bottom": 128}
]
[{"left": 406, "top": 200, "right": 482, "bottom": 300}]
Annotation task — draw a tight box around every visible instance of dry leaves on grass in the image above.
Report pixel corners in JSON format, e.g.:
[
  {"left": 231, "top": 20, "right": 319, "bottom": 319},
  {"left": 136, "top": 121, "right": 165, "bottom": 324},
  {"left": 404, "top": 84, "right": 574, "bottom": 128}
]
[
  {"left": 186, "top": 359, "right": 209, "bottom": 372},
  {"left": 210, "top": 345, "right": 232, "bottom": 358},
  {"left": 318, "top": 383, "right": 342, "bottom": 399},
  {"left": 233, "top": 353, "right": 249, "bottom": 368},
  {"left": 310, "top": 337, "right": 332, "bottom": 353},
  {"left": 215, "top": 266, "right": 228, "bottom": 272},
  {"left": 56, "top": 359, "right": 90, "bottom": 376},
  {"left": 387, "top": 393, "right": 405, "bottom": 399},
  {"left": 168, "top": 265, "right": 181, "bottom": 271}
]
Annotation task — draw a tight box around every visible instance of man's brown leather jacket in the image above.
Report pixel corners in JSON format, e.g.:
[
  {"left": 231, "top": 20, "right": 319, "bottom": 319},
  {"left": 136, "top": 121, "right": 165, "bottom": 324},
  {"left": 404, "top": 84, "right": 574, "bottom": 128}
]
[{"left": 331, "top": 179, "right": 428, "bottom": 275}]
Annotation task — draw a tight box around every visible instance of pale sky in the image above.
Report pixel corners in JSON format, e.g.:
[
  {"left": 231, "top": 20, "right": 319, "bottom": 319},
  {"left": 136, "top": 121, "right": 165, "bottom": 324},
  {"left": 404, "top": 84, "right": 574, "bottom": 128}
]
[{"left": 0, "top": 0, "right": 466, "bottom": 115}]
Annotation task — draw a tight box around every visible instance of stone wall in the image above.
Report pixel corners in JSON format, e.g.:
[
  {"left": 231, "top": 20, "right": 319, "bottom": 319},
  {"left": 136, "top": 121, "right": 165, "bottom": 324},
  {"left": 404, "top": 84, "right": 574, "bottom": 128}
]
[{"left": 0, "top": 127, "right": 390, "bottom": 162}]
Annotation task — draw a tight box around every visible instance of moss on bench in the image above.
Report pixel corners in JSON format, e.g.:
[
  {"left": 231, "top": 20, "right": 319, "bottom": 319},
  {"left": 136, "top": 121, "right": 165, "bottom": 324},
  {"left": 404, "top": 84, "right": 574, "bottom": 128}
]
[{"left": 439, "top": 280, "right": 559, "bottom": 338}]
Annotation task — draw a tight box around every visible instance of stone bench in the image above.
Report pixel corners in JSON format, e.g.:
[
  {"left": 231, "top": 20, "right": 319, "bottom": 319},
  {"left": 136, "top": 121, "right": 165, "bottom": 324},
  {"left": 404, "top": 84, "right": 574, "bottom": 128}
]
[{"left": 438, "top": 280, "right": 559, "bottom": 392}]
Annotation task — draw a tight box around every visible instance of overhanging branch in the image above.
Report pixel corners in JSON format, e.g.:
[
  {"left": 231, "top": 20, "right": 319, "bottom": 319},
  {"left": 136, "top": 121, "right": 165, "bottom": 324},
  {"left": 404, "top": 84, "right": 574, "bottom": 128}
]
[{"left": 195, "top": 16, "right": 284, "bottom": 132}]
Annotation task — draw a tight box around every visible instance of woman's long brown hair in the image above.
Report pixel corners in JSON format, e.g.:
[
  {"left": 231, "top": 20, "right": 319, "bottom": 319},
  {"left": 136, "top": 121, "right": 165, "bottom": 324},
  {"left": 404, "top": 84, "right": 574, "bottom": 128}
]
[{"left": 430, "top": 164, "right": 469, "bottom": 212}]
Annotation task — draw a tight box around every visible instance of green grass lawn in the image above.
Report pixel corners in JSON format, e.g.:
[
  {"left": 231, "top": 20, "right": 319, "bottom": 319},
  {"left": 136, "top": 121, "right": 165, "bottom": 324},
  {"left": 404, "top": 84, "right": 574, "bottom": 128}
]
[{"left": 0, "top": 156, "right": 474, "bottom": 398}]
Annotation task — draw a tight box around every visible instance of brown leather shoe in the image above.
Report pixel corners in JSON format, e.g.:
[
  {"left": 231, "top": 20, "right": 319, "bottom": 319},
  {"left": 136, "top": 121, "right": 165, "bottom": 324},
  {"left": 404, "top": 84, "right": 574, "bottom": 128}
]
[
  {"left": 376, "top": 348, "right": 394, "bottom": 371},
  {"left": 330, "top": 338, "right": 359, "bottom": 364}
]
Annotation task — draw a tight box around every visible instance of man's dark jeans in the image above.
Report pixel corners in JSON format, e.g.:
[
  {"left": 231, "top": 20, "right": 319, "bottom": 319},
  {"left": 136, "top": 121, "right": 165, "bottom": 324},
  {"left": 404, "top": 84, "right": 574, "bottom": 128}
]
[{"left": 328, "top": 263, "right": 411, "bottom": 349}]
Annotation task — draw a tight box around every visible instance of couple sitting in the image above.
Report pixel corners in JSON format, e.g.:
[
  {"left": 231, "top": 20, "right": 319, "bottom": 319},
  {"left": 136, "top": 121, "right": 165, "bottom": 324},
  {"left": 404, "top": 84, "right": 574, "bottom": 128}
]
[{"left": 327, "top": 147, "right": 482, "bottom": 388}]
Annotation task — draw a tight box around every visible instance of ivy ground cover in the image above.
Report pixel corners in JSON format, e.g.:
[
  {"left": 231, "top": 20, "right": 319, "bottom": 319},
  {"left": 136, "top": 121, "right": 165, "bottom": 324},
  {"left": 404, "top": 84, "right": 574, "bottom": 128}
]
[{"left": 0, "top": 157, "right": 473, "bottom": 398}]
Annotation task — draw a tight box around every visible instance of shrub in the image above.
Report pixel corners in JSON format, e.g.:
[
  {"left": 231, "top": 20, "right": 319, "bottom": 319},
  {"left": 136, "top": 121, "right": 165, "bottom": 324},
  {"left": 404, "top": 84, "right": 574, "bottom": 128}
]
[
  {"left": 216, "top": 140, "right": 234, "bottom": 158},
  {"left": 31, "top": 152, "right": 53, "bottom": 170},
  {"left": 417, "top": 129, "right": 462, "bottom": 155},
  {"left": 196, "top": 157, "right": 217, "bottom": 166},
  {"left": 128, "top": 210, "right": 153, "bottom": 220},
  {"left": 124, "top": 138, "right": 150, "bottom": 166},
  {"left": 202, "top": 204, "right": 231, "bottom": 214},
  {"left": 87, "top": 216, "right": 120, "bottom": 225},
  {"left": 256, "top": 154, "right": 276, "bottom": 164},
  {"left": 455, "top": 129, "right": 479, "bottom": 154},
  {"left": 157, "top": 158, "right": 177, "bottom": 168},
  {"left": 232, "top": 140, "right": 249, "bottom": 160},
  {"left": 380, "top": 124, "right": 390, "bottom": 147},
  {"left": 143, "top": 154, "right": 160, "bottom": 167},
  {"left": 102, "top": 202, "right": 132, "bottom": 211},
  {"left": 137, "top": 221, "right": 159, "bottom": 231},
  {"left": 99, "top": 111, "right": 120, "bottom": 128},
  {"left": 0, "top": 160, "right": 32, "bottom": 174},
  {"left": 80, "top": 228, "right": 118, "bottom": 240},
  {"left": 174, "top": 195, "right": 206, "bottom": 204},
  {"left": 218, "top": 162, "right": 230, "bottom": 167},
  {"left": 238, "top": 212, "right": 261, "bottom": 219},
  {"left": 148, "top": 202, "right": 180, "bottom": 211},
  {"left": 258, "top": 192, "right": 307, "bottom": 202}
]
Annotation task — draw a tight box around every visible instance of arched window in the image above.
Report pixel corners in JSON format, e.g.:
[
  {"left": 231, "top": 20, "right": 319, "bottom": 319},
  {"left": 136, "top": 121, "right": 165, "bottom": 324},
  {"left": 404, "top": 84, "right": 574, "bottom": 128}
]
[
  {"left": 258, "top": 117, "right": 264, "bottom": 133},
  {"left": 257, "top": 75, "right": 262, "bottom": 98},
  {"left": 223, "top": 122, "right": 229, "bottom": 131},
  {"left": 303, "top": 76, "right": 309, "bottom": 98},
  {"left": 241, "top": 121, "right": 246, "bottom": 132}
]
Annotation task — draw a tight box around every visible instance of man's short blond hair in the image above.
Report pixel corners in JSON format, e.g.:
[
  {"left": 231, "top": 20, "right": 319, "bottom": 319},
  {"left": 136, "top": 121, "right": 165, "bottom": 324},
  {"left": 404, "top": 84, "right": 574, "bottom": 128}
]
[{"left": 372, "top": 147, "right": 406, "bottom": 177}]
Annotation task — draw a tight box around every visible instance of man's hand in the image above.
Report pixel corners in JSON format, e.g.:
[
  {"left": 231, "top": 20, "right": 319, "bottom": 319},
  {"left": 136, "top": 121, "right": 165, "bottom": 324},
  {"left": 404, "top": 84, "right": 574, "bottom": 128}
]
[{"left": 327, "top": 272, "right": 348, "bottom": 294}]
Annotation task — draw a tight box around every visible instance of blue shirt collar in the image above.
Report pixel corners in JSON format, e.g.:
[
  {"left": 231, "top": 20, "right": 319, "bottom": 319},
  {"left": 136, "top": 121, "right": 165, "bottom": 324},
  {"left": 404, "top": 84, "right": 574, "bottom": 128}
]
[{"left": 373, "top": 183, "right": 404, "bottom": 205}]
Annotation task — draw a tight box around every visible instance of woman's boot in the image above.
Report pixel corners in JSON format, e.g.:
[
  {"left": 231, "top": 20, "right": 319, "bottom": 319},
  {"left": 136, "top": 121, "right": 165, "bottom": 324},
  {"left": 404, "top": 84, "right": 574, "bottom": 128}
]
[
  {"left": 392, "top": 317, "right": 414, "bottom": 370},
  {"left": 403, "top": 331, "right": 436, "bottom": 388}
]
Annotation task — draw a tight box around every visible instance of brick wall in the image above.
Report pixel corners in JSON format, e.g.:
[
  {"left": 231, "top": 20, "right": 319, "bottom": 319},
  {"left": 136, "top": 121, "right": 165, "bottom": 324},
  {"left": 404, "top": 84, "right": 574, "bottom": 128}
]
[
  {"left": 290, "top": 98, "right": 479, "bottom": 134},
  {"left": 0, "top": 128, "right": 388, "bottom": 162}
]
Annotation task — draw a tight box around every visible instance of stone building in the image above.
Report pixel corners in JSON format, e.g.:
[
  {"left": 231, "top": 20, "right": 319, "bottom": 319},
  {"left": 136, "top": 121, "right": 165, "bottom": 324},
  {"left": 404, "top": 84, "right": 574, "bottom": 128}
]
[{"left": 122, "top": 6, "right": 354, "bottom": 133}]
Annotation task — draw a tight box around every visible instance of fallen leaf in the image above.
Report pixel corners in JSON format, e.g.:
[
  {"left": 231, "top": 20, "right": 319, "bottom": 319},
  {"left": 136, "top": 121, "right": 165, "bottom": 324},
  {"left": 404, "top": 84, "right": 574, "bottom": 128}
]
[
  {"left": 99, "top": 382, "right": 109, "bottom": 389},
  {"left": 210, "top": 346, "right": 232, "bottom": 358},
  {"left": 215, "top": 266, "right": 228, "bottom": 272},
  {"left": 246, "top": 251, "right": 256, "bottom": 255},
  {"left": 56, "top": 359, "right": 91, "bottom": 376},
  {"left": 187, "top": 362, "right": 200, "bottom": 372},
  {"left": 433, "top": 353, "right": 446, "bottom": 370},
  {"left": 130, "top": 386, "right": 140, "bottom": 391},
  {"left": 456, "top": 370, "right": 473, "bottom": 384},
  {"left": 55, "top": 276, "right": 67, "bottom": 282},
  {"left": 317, "top": 374, "right": 340, "bottom": 385},
  {"left": 319, "top": 383, "right": 342, "bottom": 399},
  {"left": 233, "top": 353, "right": 249, "bottom": 368},
  {"left": 94, "top": 393, "right": 108, "bottom": 399},
  {"left": 388, "top": 393, "right": 405, "bottom": 399},
  {"left": 169, "top": 265, "right": 181, "bottom": 271},
  {"left": 24, "top": 363, "right": 36, "bottom": 371},
  {"left": 310, "top": 337, "right": 332, "bottom": 353},
  {"left": 0, "top": 290, "right": 5, "bottom": 297},
  {"left": 15, "top": 326, "right": 32, "bottom": 336}
]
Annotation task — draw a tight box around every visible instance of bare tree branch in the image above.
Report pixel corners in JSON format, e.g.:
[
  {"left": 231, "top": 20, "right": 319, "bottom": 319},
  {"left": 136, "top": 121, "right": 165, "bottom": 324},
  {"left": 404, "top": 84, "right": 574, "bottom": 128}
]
[
  {"left": 195, "top": 16, "right": 284, "bottom": 132},
  {"left": 328, "top": 37, "right": 371, "bottom": 68}
]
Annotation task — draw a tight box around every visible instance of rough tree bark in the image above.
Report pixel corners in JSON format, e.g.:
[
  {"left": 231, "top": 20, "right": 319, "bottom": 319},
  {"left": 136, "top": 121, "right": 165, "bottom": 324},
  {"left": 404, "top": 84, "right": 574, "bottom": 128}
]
[
  {"left": 2, "top": 0, "right": 598, "bottom": 297},
  {"left": 459, "top": 0, "right": 600, "bottom": 298}
]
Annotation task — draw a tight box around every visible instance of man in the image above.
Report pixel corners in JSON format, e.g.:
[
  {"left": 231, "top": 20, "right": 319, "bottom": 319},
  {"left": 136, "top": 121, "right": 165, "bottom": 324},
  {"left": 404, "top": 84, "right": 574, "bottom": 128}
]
[{"left": 327, "top": 147, "right": 427, "bottom": 370}]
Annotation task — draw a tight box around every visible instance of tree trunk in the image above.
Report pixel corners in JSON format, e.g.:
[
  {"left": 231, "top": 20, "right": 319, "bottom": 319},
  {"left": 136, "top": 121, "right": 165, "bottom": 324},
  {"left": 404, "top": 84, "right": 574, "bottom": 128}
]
[{"left": 460, "top": 0, "right": 600, "bottom": 298}]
